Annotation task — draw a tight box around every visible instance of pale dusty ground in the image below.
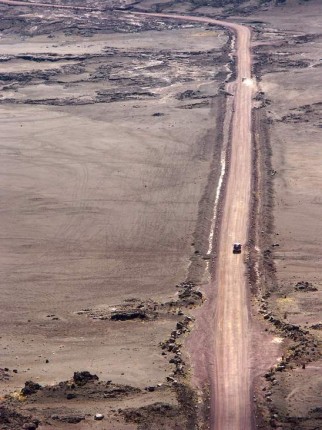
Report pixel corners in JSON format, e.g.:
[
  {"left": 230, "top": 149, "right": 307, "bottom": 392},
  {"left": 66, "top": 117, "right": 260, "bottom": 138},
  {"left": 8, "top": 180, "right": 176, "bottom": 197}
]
[
  {"left": 0, "top": 24, "right": 227, "bottom": 404},
  {"left": 246, "top": 2, "right": 322, "bottom": 427},
  {"left": 254, "top": 2, "right": 322, "bottom": 339},
  {"left": 1, "top": 1, "right": 322, "bottom": 429}
]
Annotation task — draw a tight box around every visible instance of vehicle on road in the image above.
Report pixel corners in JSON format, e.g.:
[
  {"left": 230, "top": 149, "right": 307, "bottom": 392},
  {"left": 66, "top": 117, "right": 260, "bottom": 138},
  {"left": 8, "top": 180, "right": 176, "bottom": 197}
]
[{"left": 233, "top": 243, "right": 242, "bottom": 253}]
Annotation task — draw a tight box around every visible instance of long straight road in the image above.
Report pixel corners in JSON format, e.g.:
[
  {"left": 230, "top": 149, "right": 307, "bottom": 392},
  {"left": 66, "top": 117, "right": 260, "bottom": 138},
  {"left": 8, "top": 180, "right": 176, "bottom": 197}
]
[
  {"left": 0, "top": 2, "right": 254, "bottom": 428},
  {"left": 135, "top": 13, "right": 253, "bottom": 429},
  {"left": 210, "top": 22, "right": 252, "bottom": 430}
]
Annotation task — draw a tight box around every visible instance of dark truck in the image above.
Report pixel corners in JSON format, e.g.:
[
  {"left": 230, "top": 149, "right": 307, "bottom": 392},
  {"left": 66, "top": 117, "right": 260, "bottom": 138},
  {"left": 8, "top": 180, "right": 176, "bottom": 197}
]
[{"left": 233, "top": 243, "right": 242, "bottom": 254}]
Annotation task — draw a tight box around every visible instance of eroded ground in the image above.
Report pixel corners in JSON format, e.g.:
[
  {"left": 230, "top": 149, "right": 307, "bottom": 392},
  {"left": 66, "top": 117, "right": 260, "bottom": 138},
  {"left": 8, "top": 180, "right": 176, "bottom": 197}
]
[
  {"left": 248, "top": 2, "right": 322, "bottom": 428},
  {"left": 0, "top": 4, "right": 229, "bottom": 429},
  {"left": 0, "top": 0, "right": 322, "bottom": 429}
]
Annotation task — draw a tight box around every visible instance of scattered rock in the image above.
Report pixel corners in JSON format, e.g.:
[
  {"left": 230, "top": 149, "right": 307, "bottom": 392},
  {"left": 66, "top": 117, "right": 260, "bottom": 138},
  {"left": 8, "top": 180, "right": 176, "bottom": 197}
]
[
  {"left": 73, "top": 371, "right": 99, "bottom": 386},
  {"left": 295, "top": 281, "right": 317, "bottom": 292},
  {"left": 22, "top": 423, "right": 37, "bottom": 430},
  {"left": 311, "top": 323, "right": 322, "bottom": 330},
  {"left": 275, "top": 364, "right": 285, "bottom": 372},
  {"left": 51, "top": 414, "right": 85, "bottom": 424},
  {"left": 21, "top": 381, "right": 42, "bottom": 396},
  {"left": 111, "top": 310, "right": 148, "bottom": 321},
  {"left": 145, "top": 386, "right": 155, "bottom": 392},
  {"left": 178, "top": 287, "right": 202, "bottom": 302},
  {"left": 176, "top": 89, "right": 207, "bottom": 100},
  {"left": 94, "top": 413, "right": 104, "bottom": 421},
  {"left": 310, "top": 406, "right": 322, "bottom": 415},
  {"left": 0, "top": 370, "right": 10, "bottom": 382},
  {"left": 0, "top": 406, "right": 37, "bottom": 429},
  {"left": 122, "top": 402, "right": 179, "bottom": 424}
]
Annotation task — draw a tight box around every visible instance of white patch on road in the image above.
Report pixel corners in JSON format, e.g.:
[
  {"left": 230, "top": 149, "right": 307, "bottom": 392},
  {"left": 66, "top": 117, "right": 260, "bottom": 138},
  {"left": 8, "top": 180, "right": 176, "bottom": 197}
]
[
  {"left": 272, "top": 336, "right": 283, "bottom": 344},
  {"left": 242, "top": 78, "right": 255, "bottom": 87}
]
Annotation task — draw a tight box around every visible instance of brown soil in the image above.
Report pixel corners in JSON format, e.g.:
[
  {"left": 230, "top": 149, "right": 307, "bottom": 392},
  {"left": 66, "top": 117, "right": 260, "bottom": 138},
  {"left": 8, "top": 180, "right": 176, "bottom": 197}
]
[
  {"left": 0, "top": 3, "right": 228, "bottom": 429},
  {"left": 1, "top": 0, "right": 321, "bottom": 429},
  {"left": 245, "top": 1, "right": 322, "bottom": 428}
]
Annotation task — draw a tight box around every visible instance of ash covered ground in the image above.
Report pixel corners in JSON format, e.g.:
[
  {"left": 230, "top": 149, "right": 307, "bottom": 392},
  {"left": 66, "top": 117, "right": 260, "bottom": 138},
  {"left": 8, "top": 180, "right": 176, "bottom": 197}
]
[{"left": 0, "top": 0, "right": 321, "bottom": 429}]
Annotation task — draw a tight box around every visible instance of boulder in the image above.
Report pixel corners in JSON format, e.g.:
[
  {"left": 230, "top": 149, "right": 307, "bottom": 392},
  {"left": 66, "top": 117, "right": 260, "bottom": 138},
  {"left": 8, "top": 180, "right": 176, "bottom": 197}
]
[
  {"left": 22, "top": 424, "right": 37, "bottom": 430},
  {"left": 21, "top": 381, "right": 42, "bottom": 396},
  {"left": 73, "top": 371, "right": 98, "bottom": 386},
  {"left": 51, "top": 414, "right": 85, "bottom": 424},
  {"left": 111, "top": 310, "right": 147, "bottom": 321}
]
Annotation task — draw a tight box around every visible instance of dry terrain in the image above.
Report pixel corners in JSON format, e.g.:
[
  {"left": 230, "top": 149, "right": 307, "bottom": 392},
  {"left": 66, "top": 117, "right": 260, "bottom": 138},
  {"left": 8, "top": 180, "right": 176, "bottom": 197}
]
[
  {"left": 0, "top": 4, "right": 229, "bottom": 429},
  {"left": 247, "top": 3, "right": 322, "bottom": 428},
  {"left": 0, "top": 0, "right": 321, "bottom": 429}
]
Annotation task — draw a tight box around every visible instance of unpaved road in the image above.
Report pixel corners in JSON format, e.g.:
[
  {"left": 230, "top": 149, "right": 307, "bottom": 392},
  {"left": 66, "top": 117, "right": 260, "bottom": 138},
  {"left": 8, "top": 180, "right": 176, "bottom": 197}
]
[
  {"left": 210, "top": 23, "right": 252, "bottom": 430},
  {"left": 132, "top": 12, "right": 254, "bottom": 430},
  {"left": 0, "top": 2, "right": 253, "bottom": 429},
  {"left": 0, "top": 0, "right": 92, "bottom": 9}
]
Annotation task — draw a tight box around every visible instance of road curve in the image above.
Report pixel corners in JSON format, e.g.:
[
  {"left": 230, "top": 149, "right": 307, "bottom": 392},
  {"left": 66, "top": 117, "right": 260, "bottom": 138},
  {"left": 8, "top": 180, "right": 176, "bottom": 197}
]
[{"left": 0, "top": 3, "right": 253, "bottom": 428}]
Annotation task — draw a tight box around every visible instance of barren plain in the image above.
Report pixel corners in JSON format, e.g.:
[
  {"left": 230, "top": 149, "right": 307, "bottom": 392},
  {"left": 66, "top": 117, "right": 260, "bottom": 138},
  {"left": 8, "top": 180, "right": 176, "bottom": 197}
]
[
  {"left": 0, "top": 0, "right": 321, "bottom": 429},
  {"left": 0, "top": 5, "right": 230, "bottom": 429}
]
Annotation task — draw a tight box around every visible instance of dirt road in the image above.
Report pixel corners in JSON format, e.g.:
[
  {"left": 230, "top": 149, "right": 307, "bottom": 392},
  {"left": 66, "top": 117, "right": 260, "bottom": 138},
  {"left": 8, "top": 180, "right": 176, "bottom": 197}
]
[
  {"left": 128, "top": 12, "right": 254, "bottom": 429},
  {"left": 0, "top": 0, "right": 91, "bottom": 9},
  {"left": 0, "top": 2, "right": 253, "bottom": 428},
  {"left": 210, "top": 23, "right": 252, "bottom": 430}
]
